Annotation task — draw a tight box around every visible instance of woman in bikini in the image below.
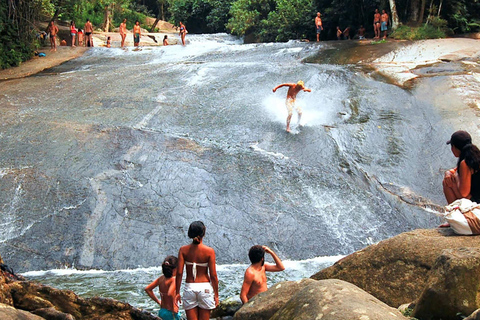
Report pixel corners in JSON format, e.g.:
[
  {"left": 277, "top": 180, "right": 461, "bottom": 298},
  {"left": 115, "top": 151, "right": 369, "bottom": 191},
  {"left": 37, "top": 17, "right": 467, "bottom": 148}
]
[
  {"left": 70, "top": 21, "right": 77, "bottom": 47},
  {"left": 179, "top": 22, "right": 187, "bottom": 46},
  {"left": 145, "top": 256, "right": 181, "bottom": 320},
  {"left": 176, "top": 221, "right": 219, "bottom": 320}
]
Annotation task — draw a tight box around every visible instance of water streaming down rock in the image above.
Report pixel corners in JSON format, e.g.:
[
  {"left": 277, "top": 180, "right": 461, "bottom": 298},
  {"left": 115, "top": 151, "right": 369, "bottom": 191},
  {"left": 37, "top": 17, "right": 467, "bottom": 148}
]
[{"left": 0, "top": 34, "right": 459, "bottom": 273}]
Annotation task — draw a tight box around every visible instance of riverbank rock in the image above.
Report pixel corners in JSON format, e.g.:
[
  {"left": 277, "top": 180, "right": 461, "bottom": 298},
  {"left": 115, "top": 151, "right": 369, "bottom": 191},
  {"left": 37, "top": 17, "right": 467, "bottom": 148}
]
[
  {"left": 234, "top": 278, "right": 316, "bottom": 320},
  {"left": 311, "top": 228, "right": 480, "bottom": 307},
  {"left": 270, "top": 279, "right": 408, "bottom": 320},
  {"left": 0, "top": 254, "right": 159, "bottom": 320},
  {"left": 211, "top": 296, "right": 242, "bottom": 318},
  {"left": 465, "top": 309, "right": 480, "bottom": 320},
  {"left": 0, "top": 303, "right": 45, "bottom": 320},
  {"left": 412, "top": 247, "right": 480, "bottom": 320}
]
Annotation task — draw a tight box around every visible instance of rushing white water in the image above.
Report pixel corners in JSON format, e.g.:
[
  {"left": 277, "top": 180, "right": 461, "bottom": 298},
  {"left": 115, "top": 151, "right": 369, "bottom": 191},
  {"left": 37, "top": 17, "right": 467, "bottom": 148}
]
[
  {"left": 23, "top": 255, "right": 343, "bottom": 314},
  {"left": 1, "top": 33, "right": 465, "bottom": 279}
]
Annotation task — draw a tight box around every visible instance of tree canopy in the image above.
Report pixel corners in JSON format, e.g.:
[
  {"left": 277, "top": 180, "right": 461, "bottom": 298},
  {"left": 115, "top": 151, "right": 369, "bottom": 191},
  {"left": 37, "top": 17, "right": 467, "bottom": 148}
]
[{"left": 1, "top": 0, "right": 479, "bottom": 69}]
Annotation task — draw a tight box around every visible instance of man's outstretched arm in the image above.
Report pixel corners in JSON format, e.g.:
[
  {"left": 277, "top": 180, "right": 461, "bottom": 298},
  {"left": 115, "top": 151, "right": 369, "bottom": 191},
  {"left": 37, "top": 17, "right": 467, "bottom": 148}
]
[
  {"left": 264, "top": 246, "right": 285, "bottom": 272},
  {"left": 273, "top": 83, "right": 293, "bottom": 92}
]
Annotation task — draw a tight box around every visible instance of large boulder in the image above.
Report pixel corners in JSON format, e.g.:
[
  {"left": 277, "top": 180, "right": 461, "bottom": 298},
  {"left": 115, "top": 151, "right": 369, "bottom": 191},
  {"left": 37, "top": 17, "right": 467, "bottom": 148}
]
[
  {"left": 312, "top": 229, "right": 480, "bottom": 307},
  {"left": 270, "top": 279, "right": 408, "bottom": 320},
  {"left": 0, "top": 303, "right": 45, "bottom": 320},
  {"left": 211, "top": 296, "right": 242, "bottom": 318},
  {"left": 234, "top": 278, "right": 316, "bottom": 320},
  {"left": 31, "top": 307, "right": 75, "bottom": 320},
  {"left": 413, "top": 247, "right": 480, "bottom": 320}
]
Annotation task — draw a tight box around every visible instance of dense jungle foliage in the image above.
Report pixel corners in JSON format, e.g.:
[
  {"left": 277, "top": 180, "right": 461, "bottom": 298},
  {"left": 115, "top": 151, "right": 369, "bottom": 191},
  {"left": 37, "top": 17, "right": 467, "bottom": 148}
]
[{"left": 1, "top": 0, "right": 479, "bottom": 68}]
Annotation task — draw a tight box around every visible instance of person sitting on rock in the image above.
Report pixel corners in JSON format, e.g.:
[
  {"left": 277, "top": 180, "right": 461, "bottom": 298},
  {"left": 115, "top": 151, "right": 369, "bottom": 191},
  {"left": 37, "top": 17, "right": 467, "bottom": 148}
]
[
  {"left": 240, "top": 245, "right": 285, "bottom": 303},
  {"left": 443, "top": 130, "right": 480, "bottom": 206},
  {"left": 145, "top": 255, "right": 181, "bottom": 320}
]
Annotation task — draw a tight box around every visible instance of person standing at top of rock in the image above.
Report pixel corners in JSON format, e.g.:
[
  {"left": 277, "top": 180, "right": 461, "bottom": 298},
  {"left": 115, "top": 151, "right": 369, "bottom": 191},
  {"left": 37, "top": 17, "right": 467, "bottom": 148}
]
[
  {"left": 273, "top": 81, "right": 312, "bottom": 133},
  {"left": 84, "top": 19, "right": 94, "bottom": 47},
  {"left": 381, "top": 10, "right": 389, "bottom": 39},
  {"left": 179, "top": 22, "right": 187, "bottom": 45},
  {"left": 133, "top": 20, "right": 141, "bottom": 48},
  {"left": 47, "top": 20, "right": 59, "bottom": 51},
  {"left": 145, "top": 255, "right": 181, "bottom": 320},
  {"left": 176, "top": 221, "right": 219, "bottom": 320},
  {"left": 373, "top": 9, "right": 381, "bottom": 39},
  {"left": 315, "top": 12, "right": 322, "bottom": 42},
  {"left": 70, "top": 21, "right": 77, "bottom": 47},
  {"left": 443, "top": 130, "right": 480, "bottom": 205},
  {"left": 119, "top": 18, "right": 127, "bottom": 48},
  {"left": 240, "top": 245, "right": 285, "bottom": 303}
]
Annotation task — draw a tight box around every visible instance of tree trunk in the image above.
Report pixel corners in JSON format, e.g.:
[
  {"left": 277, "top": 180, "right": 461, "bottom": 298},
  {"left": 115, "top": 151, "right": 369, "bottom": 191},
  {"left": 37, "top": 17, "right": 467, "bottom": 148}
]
[
  {"left": 103, "top": 5, "right": 110, "bottom": 32},
  {"left": 150, "top": 17, "right": 160, "bottom": 32},
  {"left": 418, "top": 0, "right": 427, "bottom": 24},
  {"left": 437, "top": 0, "right": 443, "bottom": 16},
  {"left": 389, "top": 0, "right": 400, "bottom": 29},
  {"left": 409, "top": 0, "right": 420, "bottom": 25}
]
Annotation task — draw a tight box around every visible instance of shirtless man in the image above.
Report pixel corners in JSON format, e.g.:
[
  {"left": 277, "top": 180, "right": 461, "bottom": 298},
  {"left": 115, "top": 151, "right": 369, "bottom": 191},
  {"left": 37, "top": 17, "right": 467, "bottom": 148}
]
[
  {"left": 133, "top": 20, "right": 141, "bottom": 47},
  {"left": 240, "top": 245, "right": 285, "bottom": 304},
  {"left": 373, "top": 9, "right": 381, "bottom": 39},
  {"left": 47, "top": 20, "right": 59, "bottom": 51},
  {"left": 381, "top": 10, "right": 389, "bottom": 39},
  {"left": 273, "top": 81, "right": 312, "bottom": 132},
  {"left": 84, "top": 19, "right": 93, "bottom": 47},
  {"left": 119, "top": 18, "right": 127, "bottom": 48},
  {"left": 358, "top": 25, "right": 366, "bottom": 39},
  {"left": 315, "top": 12, "right": 322, "bottom": 42}
]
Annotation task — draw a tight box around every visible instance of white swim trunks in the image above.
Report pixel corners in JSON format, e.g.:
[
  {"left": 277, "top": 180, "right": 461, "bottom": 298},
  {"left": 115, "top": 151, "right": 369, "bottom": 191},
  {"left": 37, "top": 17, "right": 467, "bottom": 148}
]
[
  {"left": 286, "top": 98, "right": 302, "bottom": 116},
  {"left": 182, "top": 282, "right": 215, "bottom": 310}
]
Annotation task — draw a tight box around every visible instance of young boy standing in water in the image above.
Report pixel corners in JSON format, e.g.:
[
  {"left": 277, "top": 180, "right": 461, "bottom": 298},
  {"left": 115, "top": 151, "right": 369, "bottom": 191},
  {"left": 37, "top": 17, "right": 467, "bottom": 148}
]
[
  {"left": 240, "top": 245, "right": 285, "bottom": 303},
  {"left": 145, "top": 256, "right": 181, "bottom": 320},
  {"left": 273, "top": 81, "right": 312, "bottom": 132},
  {"left": 133, "top": 21, "right": 141, "bottom": 47}
]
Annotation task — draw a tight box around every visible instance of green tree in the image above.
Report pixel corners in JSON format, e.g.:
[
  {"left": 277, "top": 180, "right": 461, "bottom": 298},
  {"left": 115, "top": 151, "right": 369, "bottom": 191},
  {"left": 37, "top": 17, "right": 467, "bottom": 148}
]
[
  {"left": 261, "top": 0, "right": 316, "bottom": 41},
  {"left": 0, "top": 0, "right": 41, "bottom": 69},
  {"left": 226, "top": 0, "right": 275, "bottom": 37}
]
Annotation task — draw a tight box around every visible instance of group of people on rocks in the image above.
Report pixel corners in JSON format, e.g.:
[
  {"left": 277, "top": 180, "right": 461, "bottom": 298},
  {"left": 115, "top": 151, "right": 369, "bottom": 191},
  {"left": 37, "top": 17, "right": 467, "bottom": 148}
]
[
  {"left": 145, "top": 221, "right": 285, "bottom": 320},
  {"left": 45, "top": 19, "right": 188, "bottom": 51},
  {"left": 315, "top": 8, "right": 389, "bottom": 42}
]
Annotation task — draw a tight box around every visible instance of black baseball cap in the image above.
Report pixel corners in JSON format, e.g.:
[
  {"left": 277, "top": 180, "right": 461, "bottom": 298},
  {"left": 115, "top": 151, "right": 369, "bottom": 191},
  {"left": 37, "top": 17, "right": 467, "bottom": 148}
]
[{"left": 447, "top": 130, "right": 472, "bottom": 150}]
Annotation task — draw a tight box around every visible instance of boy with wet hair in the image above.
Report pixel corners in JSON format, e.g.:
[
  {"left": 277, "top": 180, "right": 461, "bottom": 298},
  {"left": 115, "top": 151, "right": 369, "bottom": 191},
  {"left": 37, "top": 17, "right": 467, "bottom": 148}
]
[{"left": 240, "top": 245, "right": 285, "bottom": 304}]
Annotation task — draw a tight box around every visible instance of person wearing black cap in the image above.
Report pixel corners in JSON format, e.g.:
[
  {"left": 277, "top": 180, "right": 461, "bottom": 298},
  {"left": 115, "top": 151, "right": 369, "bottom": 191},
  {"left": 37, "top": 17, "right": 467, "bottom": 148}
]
[{"left": 443, "top": 130, "right": 480, "bottom": 204}]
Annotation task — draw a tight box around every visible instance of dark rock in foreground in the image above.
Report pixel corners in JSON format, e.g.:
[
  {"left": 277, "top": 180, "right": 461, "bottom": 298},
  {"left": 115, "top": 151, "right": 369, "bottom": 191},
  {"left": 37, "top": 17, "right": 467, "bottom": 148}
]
[
  {"left": 270, "top": 279, "right": 407, "bottom": 320},
  {"left": 413, "top": 247, "right": 480, "bottom": 320},
  {"left": 0, "top": 303, "right": 45, "bottom": 320},
  {"left": 0, "top": 254, "right": 159, "bottom": 320},
  {"left": 312, "top": 228, "right": 480, "bottom": 307},
  {"left": 234, "top": 279, "right": 316, "bottom": 320}
]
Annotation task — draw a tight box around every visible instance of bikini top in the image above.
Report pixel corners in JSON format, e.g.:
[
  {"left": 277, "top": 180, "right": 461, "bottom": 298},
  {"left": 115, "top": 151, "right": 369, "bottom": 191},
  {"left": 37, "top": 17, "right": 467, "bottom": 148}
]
[{"left": 185, "top": 261, "right": 208, "bottom": 281}]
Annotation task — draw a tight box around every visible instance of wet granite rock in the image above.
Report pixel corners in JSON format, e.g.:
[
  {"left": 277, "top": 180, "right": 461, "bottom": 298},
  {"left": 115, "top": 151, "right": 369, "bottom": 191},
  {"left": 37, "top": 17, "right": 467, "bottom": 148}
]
[
  {"left": 312, "top": 228, "right": 480, "bottom": 307},
  {"left": 233, "top": 278, "right": 316, "bottom": 320},
  {"left": 0, "top": 303, "right": 45, "bottom": 320},
  {"left": 465, "top": 309, "right": 480, "bottom": 320},
  {"left": 211, "top": 296, "right": 242, "bottom": 318},
  {"left": 0, "top": 254, "right": 159, "bottom": 320},
  {"left": 413, "top": 247, "right": 480, "bottom": 320},
  {"left": 31, "top": 307, "right": 75, "bottom": 320},
  {"left": 270, "top": 279, "right": 408, "bottom": 320}
]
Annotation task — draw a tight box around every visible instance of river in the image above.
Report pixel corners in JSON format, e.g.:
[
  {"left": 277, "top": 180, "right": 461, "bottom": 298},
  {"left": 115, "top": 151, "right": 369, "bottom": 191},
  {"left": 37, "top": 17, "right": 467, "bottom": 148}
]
[{"left": 0, "top": 33, "right": 470, "bottom": 314}]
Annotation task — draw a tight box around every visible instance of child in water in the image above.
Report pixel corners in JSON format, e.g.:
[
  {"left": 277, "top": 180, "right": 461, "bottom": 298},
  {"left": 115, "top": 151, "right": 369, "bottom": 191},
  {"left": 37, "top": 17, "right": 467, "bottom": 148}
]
[
  {"left": 145, "top": 256, "right": 181, "bottom": 320},
  {"left": 106, "top": 36, "right": 111, "bottom": 48}
]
